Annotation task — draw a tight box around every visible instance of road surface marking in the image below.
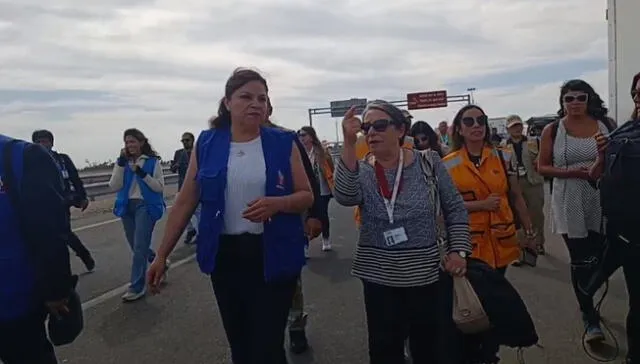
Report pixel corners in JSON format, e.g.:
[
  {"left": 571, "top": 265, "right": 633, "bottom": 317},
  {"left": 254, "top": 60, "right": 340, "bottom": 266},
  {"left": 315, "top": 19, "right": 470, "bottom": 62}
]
[
  {"left": 72, "top": 205, "right": 174, "bottom": 232},
  {"left": 81, "top": 252, "right": 197, "bottom": 311}
]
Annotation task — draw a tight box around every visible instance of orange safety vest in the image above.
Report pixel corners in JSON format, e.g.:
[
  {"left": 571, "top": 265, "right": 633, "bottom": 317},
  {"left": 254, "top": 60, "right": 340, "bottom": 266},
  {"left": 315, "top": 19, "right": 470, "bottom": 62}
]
[
  {"left": 353, "top": 135, "right": 414, "bottom": 226},
  {"left": 442, "top": 146, "right": 519, "bottom": 269}
]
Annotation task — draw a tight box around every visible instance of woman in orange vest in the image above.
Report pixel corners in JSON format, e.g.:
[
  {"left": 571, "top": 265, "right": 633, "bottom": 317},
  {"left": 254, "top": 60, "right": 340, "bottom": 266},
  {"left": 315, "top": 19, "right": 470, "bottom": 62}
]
[
  {"left": 443, "top": 104, "right": 537, "bottom": 363},
  {"left": 443, "top": 105, "right": 537, "bottom": 272},
  {"left": 298, "top": 126, "right": 335, "bottom": 251}
]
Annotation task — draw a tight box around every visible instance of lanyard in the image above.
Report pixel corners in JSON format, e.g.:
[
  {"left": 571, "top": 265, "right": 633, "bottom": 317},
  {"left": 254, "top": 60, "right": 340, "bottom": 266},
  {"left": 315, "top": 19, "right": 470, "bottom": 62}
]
[{"left": 375, "top": 150, "right": 404, "bottom": 224}]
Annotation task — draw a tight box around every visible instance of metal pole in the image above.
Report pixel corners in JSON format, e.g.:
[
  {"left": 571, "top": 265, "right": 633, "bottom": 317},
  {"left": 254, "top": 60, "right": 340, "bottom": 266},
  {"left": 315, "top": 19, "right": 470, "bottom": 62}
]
[{"left": 308, "top": 109, "right": 313, "bottom": 127}]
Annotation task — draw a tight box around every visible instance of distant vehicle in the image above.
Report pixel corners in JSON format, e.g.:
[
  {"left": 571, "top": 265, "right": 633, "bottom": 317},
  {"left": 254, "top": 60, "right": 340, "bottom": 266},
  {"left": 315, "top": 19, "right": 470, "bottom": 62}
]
[{"left": 525, "top": 115, "right": 558, "bottom": 137}]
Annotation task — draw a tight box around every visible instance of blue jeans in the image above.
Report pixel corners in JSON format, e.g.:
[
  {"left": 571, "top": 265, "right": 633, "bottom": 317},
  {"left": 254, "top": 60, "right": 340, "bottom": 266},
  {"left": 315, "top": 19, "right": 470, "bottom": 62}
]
[{"left": 121, "top": 199, "right": 157, "bottom": 293}]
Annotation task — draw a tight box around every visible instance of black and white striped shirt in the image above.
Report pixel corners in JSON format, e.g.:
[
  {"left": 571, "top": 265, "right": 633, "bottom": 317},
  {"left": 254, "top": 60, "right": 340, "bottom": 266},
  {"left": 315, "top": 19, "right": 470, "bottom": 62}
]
[{"left": 334, "top": 150, "right": 471, "bottom": 287}]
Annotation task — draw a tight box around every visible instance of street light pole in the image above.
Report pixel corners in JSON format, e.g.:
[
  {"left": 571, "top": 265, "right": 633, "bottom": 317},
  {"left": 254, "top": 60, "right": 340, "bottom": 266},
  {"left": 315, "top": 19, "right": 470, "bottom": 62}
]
[{"left": 466, "top": 87, "right": 477, "bottom": 104}]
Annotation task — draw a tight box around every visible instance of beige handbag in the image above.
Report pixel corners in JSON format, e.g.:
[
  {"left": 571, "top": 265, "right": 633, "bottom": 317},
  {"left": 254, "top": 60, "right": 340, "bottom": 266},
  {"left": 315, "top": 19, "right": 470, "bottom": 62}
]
[{"left": 419, "top": 151, "right": 491, "bottom": 335}]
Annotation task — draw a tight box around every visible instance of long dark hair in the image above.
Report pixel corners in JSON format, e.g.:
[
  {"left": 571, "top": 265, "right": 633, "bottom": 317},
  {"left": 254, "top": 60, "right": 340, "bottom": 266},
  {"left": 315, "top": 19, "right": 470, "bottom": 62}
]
[
  {"left": 123, "top": 128, "right": 158, "bottom": 157},
  {"left": 450, "top": 104, "right": 491, "bottom": 152},
  {"left": 557, "top": 79, "right": 608, "bottom": 121},
  {"left": 631, "top": 72, "right": 640, "bottom": 121},
  {"left": 299, "top": 126, "right": 326, "bottom": 162},
  {"left": 409, "top": 121, "right": 443, "bottom": 157},
  {"left": 211, "top": 68, "right": 269, "bottom": 129}
]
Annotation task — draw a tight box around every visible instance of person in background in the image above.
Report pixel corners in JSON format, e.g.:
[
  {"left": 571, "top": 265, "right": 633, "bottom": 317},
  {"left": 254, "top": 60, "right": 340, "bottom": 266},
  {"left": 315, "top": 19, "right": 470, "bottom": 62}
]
[
  {"left": 0, "top": 134, "right": 73, "bottom": 363},
  {"left": 537, "top": 79, "right": 612, "bottom": 343},
  {"left": 148, "top": 68, "right": 313, "bottom": 363},
  {"left": 438, "top": 121, "right": 450, "bottom": 147},
  {"left": 298, "top": 126, "right": 335, "bottom": 251},
  {"left": 109, "top": 128, "right": 167, "bottom": 302},
  {"left": 410, "top": 121, "right": 447, "bottom": 157},
  {"left": 335, "top": 101, "right": 471, "bottom": 363},
  {"left": 170, "top": 132, "right": 199, "bottom": 245},
  {"left": 504, "top": 115, "right": 546, "bottom": 257},
  {"left": 265, "top": 99, "right": 322, "bottom": 355},
  {"left": 490, "top": 127, "right": 503, "bottom": 147},
  {"left": 31, "top": 129, "right": 96, "bottom": 272},
  {"left": 590, "top": 72, "right": 640, "bottom": 364}
]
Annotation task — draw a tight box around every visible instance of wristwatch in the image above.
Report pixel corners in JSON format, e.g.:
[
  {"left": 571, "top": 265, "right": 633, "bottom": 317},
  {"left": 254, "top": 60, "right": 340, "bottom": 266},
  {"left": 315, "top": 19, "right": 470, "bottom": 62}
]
[{"left": 457, "top": 251, "right": 468, "bottom": 259}]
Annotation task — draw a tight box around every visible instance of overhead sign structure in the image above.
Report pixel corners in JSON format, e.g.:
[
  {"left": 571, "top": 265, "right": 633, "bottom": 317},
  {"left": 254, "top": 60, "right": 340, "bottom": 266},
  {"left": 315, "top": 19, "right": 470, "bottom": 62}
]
[
  {"left": 406, "top": 90, "right": 448, "bottom": 110},
  {"left": 329, "top": 98, "right": 368, "bottom": 118}
]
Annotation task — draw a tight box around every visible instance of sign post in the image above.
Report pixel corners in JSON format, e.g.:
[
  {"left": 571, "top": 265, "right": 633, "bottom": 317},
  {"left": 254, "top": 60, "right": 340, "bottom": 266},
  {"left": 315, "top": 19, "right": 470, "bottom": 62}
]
[
  {"left": 329, "top": 98, "right": 368, "bottom": 118},
  {"left": 406, "top": 90, "right": 448, "bottom": 110}
]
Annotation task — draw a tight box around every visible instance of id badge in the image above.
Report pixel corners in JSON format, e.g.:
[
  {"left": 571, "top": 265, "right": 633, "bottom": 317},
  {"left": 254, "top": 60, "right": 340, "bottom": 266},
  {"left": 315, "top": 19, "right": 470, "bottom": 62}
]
[{"left": 383, "top": 227, "right": 408, "bottom": 247}]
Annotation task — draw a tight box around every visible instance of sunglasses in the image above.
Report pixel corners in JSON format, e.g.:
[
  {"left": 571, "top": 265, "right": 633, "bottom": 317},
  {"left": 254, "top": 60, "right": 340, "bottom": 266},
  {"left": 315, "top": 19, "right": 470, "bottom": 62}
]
[
  {"left": 181, "top": 139, "right": 192, "bottom": 143},
  {"left": 563, "top": 94, "right": 588, "bottom": 103},
  {"left": 297, "top": 132, "right": 308, "bottom": 137},
  {"left": 361, "top": 119, "right": 399, "bottom": 134},
  {"left": 414, "top": 136, "right": 428, "bottom": 144},
  {"left": 632, "top": 90, "right": 639, "bottom": 99},
  {"left": 461, "top": 115, "right": 488, "bottom": 127}
]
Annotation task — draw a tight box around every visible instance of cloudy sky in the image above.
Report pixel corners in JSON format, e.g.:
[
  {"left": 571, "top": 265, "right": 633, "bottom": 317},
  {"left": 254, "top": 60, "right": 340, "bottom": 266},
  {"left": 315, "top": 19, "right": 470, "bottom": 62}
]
[{"left": 0, "top": 0, "right": 610, "bottom": 166}]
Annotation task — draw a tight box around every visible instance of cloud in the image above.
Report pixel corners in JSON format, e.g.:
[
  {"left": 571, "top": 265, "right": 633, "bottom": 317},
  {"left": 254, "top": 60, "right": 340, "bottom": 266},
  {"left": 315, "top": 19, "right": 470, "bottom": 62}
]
[{"left": 0, "top": 0, "right": 611, "bottom": 165}]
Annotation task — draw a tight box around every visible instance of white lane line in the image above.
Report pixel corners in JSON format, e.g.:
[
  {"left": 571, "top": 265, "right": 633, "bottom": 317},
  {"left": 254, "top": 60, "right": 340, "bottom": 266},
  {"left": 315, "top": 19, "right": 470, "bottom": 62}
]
[
  {"left": 72, "top": 205, "right": 174, "bottom": 232},
  {"left": 81, "top": 252, "right": 197, "bottom": 310}
]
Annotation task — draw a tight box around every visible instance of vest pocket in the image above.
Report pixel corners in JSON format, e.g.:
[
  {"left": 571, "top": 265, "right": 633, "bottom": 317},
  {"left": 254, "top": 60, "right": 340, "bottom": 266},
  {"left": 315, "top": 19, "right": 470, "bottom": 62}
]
[{"left": 490, "top": 223, "right": 517, "bottom": 245}]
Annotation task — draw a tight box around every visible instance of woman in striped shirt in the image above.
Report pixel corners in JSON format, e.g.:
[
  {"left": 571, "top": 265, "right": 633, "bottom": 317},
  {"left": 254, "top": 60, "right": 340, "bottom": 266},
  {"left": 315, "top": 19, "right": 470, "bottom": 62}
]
[{"left": 334, "top": 100, "right": 471, "bottom": 364}]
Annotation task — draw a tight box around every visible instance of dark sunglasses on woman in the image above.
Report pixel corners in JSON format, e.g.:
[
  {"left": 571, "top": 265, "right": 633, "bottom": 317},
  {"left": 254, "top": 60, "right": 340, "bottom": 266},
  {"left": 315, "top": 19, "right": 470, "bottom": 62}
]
[
  {"left": 361, "top": 119, "right": 400, "bottom": 134},
  {"left": 461, "top": 115, "right": 488, "bottom": 127},
  {"left": 563, "top": 94, "right": 588, "bottom": 103}
]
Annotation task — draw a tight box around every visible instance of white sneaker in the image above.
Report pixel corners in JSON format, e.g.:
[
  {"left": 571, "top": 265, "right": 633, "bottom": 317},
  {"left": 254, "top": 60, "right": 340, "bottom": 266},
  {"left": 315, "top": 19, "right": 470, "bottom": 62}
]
[
  {"left": 122, "top": 288, "right": 146, "bottom": 302},
  {"left": 322, "top": 238, "right": 332, "bottom": 251}
]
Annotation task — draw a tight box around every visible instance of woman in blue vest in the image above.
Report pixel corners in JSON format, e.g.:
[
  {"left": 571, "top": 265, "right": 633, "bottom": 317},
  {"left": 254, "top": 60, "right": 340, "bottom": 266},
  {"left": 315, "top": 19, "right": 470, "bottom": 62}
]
[
  {"left": 148, "top": 68, "right": 314, "bottom": 364},
  {"left": 109, "top": 128, "right": 166, "bottom": 302}
]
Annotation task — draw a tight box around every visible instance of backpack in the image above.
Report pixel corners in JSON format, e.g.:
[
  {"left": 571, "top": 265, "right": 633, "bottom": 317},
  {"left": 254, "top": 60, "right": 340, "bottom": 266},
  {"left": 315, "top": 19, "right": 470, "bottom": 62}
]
[
  {"left": 547, "top": 118, "right": 616, "bottom": 194},
  {"left": 600, "top": 120, "right": 640, "bottom": 235}
]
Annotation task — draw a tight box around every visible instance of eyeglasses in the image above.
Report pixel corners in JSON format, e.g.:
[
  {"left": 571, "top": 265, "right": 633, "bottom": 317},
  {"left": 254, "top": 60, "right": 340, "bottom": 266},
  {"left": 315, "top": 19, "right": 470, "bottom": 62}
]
[
  {"left": 631, "top": 90, "right": 639, "bottom": 99},
  {"left": 361, "top": 119, "right": 399, "bottom": 134},
  {"left": 461, "top": 115, "right": 488, "bottom": 127},
  {"left": 563, "top": 94, "right": 588, "bottom": 103}
]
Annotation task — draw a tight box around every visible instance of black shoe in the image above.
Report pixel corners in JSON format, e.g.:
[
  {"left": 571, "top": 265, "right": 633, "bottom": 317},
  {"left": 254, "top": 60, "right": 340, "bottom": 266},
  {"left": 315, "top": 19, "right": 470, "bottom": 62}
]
[
  {"left": 184, "top": 230, "right": 197, "bottom": 245},
  {"left": 289, "top": 330, "right": 309, "bottom": 354},
  {"left": 81, "top": 255, "right": 95, "bottom": 272}
]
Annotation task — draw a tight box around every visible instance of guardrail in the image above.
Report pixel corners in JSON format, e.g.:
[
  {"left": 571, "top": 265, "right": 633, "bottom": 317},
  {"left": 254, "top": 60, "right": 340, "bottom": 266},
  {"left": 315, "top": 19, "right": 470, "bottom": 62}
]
[{"left": 82, "top": 167, "right": 178, "bottom": 200}]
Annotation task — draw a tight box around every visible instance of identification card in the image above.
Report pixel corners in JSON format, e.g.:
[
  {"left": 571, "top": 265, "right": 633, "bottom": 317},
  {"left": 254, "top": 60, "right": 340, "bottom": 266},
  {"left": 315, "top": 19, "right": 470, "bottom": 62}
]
[{"left": 383, "top": 227, "right": 408, "bottom": 247}]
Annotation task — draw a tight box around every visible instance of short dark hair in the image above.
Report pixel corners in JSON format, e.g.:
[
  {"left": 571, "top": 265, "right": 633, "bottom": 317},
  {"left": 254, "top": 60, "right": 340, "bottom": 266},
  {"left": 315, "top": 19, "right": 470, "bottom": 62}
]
[{"left": 32, "top": 129, "right": 54, "bottom": 143}]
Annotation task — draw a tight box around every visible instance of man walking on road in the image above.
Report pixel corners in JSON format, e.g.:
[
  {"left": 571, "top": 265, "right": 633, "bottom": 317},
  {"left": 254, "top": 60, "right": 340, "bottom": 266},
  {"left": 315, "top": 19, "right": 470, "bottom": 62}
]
[
  {"left": 32, "top": 130, "right": 96, "bottom": 272},
  {"left": 170, "top": 132, "right": 198, "bottom": 244},
  {"left": 0, "top": 134, "right": 74, "bottom": 363}
]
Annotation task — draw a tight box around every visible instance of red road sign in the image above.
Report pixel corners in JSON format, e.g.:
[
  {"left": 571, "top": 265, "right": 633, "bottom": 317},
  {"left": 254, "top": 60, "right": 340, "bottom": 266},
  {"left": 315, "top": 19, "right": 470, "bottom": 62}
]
[{"left": 406, "top": 90, "right": 448, "bottom": 110}]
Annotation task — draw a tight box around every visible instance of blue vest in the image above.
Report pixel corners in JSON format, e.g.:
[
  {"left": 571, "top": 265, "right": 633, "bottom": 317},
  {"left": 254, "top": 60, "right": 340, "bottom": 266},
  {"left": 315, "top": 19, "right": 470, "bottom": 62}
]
[
  {"left": 196, "top": 126, "right": 306, "bottom": 281},
  {"left": 113, "top": 157, "right": 165, "bottom": 222},
  {"left": 0, "top": 135, "right": 37, "bottom": 320}
]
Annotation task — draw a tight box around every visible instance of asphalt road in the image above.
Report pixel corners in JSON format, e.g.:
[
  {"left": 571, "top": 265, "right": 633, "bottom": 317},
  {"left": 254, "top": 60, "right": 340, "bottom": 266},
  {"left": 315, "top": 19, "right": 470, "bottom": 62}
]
[{"left": 56, "top": 195, "right": 632, "bottom": 364}]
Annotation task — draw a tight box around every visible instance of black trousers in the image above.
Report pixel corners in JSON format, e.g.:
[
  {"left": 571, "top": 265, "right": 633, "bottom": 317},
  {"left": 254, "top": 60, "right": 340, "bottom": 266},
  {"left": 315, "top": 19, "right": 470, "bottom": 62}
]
[
  {"left": 318, "top": 195, "right": 331, "bottom": 239},
  {"left": 211, "top": 234, "right": 298, "bottom": 364},
  {"left": 66, "top": 210, "right": 91, "bottom": 260},
  {"left": 607, "top": 222, "right": 640, "bottom": 361},
  {"left": 362, "top": 276, "right": 460, "bottom": 364},
  {"left": 561, "top": 231, "right": 602, "bottom": 324},
  {"left": 0, "top": 310, "right": 57, "bottom": 364}
]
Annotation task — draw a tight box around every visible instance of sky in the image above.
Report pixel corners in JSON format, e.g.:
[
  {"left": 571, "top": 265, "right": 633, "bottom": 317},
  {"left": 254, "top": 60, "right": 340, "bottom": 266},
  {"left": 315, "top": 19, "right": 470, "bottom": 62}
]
[{"left": 0, "top": 0, "right": 611, "bottom": 166}]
